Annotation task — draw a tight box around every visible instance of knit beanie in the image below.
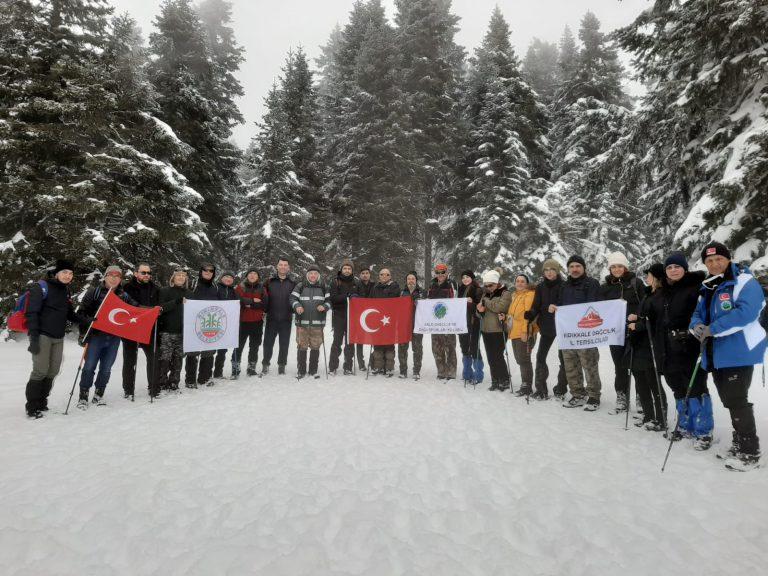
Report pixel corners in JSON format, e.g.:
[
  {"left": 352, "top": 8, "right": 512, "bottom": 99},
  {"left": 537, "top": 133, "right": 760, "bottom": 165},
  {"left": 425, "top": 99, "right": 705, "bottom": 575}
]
[
  {"left": 701, "top": 241, "right": 731, "bottom": 262},
  {"left": 643, "top": 262, "right": 665, "bottom": 281},
  {"left": 307, "top": 264, "right": 320, "bottom": 274},
  {"left": 460, "top": 269, "right": 475, "bottom": 280},
  {"left": 664, "top": 251, "right": 689, "bottom": 271},
  {"left": 606, "top": 252, "right": 630, "bottom": 269},
  {"left": 482, "top": 270, "right": 501, "bottom": 284},
  {"left": 54, "top": 259, "right": 74, "bottom": 274},
  {"left": 567, "top": 255, "right": 586, "bottom": 269}
]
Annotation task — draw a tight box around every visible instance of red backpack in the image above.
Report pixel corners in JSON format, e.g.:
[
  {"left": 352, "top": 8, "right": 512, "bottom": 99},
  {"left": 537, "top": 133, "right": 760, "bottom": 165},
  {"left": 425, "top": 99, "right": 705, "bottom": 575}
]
[{"left": 6, "top": 281, "right": 48, "bottom": 333}]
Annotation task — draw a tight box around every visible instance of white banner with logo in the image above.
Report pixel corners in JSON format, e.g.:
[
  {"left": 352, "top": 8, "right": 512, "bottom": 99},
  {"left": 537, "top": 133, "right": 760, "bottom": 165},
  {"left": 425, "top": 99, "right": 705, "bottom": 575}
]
[
  {"left": 414, "top": 299, "right": 467, "bottom": 334},
  {"left": 183, "top": 299, "right": 241, "bottom": 352},
  {"left": 555, "top": 300, "right": 627, "bottom": 350}
]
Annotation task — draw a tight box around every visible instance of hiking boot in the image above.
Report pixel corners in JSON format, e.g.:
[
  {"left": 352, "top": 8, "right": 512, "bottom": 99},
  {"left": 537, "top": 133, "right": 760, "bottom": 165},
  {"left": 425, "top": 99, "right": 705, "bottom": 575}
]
[
  {"left": 563, "top": 395, "right": 586, "bottom": 408},
  {"left": 261, "top": 363, "right": 269, "bottom": 375},
  {"left": 531, "top": 391, "right": 549, "bottom": 401},
  {"left": 514, "top": 387, "right": 532, "bottom": 398},
  {"left": 693, "top": 435, "right": 712, "bottom": 451},
  {"left": 583, "top": 398, "right": 600, "bottom": 411},
  {"left": 278, "top": 364, "right": 286, "bottom": 375}
]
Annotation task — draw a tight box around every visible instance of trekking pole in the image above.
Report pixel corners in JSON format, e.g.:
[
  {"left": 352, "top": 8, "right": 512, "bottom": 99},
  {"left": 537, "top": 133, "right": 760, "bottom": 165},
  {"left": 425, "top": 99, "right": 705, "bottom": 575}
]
[
  {"left": 661, "top": 339, "right": 706, "bottom": 473},
  {"left": 150, "top": 322, "right": 158, "bottom": 403},
  {"left": 499, "top": 316, "right": 514, "bottom": 394},
  {"left": 64, "top": 343, "right": 89, "bottom": 415},
  {"left": 624, "top": 343, "right": 633, "bottom": 430},
  {"left": 645, "top": 320, "right": 669, "bottom": 435},
  {"left": 322, "top": 330, "right": 329, "bottom": 379},
  {"left": 365, "top": 345, "right": 373, "bottom": 380}
]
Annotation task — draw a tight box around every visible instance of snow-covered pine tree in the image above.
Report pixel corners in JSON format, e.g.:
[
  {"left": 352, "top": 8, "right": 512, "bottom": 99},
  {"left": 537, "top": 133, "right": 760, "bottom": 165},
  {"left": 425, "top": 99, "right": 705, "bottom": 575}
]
[
  {"left": 148, "top": 0, "right": 242, "bottom": 262},
  {"left": 522, "top": 38, "right": 560, "bottom": 105},
  {"left": 447, "top": 8, "right": 563, "bottom": 276},
  {"left": 0, "top": 1, "right": 206, "bottom": 312},
  {"left": 613, "top": 0, "right": 768, "bottom": 274},
  {"left": 546, "top": 11, "right": 645, "bottom": 272},
  {"left": 329, "top": 20, "right": 417, "bottom": 279},
  {"left": 235, "top": 86, "right": 312, "bottom": 270},
  {"left": 394, "top": 0, "right": 464, "bottom": 278}
]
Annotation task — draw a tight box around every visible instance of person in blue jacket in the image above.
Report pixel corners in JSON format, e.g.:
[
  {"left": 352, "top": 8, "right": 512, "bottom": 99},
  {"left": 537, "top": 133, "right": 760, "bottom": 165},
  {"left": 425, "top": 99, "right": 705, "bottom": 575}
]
[{"left": 690, "top": 241, "right": 767, "bottom": 471}]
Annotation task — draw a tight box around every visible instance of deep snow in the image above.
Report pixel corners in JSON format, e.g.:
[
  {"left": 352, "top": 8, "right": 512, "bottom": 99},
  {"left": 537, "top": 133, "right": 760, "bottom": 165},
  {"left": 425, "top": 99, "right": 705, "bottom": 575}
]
[{"left": 1, "top": 330, "right": 766, "bottom": 576}]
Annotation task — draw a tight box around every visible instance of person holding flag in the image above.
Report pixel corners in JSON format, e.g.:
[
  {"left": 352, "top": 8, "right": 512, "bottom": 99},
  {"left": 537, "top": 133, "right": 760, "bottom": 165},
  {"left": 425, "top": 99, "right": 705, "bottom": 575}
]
[
  {"left": 214, "top": 271, "right": 239, "bottom": 380},
  {"left": 76, "top": 266, "right": 140, "bottom": 408},
  {"left": 427, "top": 263, "right": 458, "bottom": 380},
  {"left": 328, "top": 259, "right": 360, "bottom": 376},
  {"left": 355, "top": 266, "right": 374, "bottom": 371},
  {"left": 370, "top": 269, "right": 401, "bottom": 376},
  {"left": 121, "top": 262, "right": 160, "bottom": 400},
  {"left": 24, "top": 259, "right": 92, "bottom": 419}
]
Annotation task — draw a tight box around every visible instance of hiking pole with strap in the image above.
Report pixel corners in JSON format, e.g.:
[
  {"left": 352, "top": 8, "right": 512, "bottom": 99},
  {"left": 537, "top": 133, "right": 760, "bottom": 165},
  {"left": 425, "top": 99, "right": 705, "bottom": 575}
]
[
  {"left": 625, "top": 342, "right": 634, "bottom": 430},
  {"left": 661, "top": 338, "right": 706, "bottom": 472},
  {"left": 150, "top": 322, "right": 158, "bottom": 403},
  {"left": 322, "top": 330, "right": 329, "bottom": 379},
  {"left": 498, "top": 315, "right": 514, "bottom": 394},
  {"left": 64, "top": 343, "right": 89, "bottom": 415}
]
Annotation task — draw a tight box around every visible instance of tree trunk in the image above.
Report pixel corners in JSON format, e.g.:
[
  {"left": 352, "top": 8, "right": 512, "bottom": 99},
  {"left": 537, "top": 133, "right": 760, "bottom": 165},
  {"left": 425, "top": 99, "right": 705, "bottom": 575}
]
[{"left": 423, "top": 227, "right": 432, "bottom": 283}]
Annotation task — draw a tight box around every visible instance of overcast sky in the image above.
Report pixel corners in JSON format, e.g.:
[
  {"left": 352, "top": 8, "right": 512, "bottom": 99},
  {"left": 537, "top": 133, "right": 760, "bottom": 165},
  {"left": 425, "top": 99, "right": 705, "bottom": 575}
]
[{"left": 109, "top": 0, "right": 652, "bottom": 148}]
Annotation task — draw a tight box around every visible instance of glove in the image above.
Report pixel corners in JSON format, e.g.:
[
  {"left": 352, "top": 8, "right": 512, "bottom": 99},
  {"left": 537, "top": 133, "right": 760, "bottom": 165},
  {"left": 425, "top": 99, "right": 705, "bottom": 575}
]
[
  {"left": 28, "top": 334, "right": 40, "bottom": 355},
  {"left": 692, "top": 324, "right": 712, "bottom": 342},
  {"left": 78, "top": 333, "right": 88, "bottom": 347}
]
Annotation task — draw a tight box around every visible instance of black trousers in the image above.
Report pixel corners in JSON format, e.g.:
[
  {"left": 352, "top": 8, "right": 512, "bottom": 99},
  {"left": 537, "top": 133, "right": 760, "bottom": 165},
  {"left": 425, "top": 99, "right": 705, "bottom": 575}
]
[
  {"left": 482, "top": 332, "right": 509, "bottom": 385},
  {"left": 122, "top": 339, "right": 156, "bottom": 394},
  {"left": 262, "top": 318, "right": 292, "bottom": 367},
  {"left": 663, "top": 348, "right": 709, "bottom": 400},
  {"left": 234, "top": 321, "right": 264, "bottom": 365},
  {"left": 329, "top": 313, "right": 352, "bottom": 372},
  {"left": 534, "top": 332, "right": 567, "bottom": 396},
  {"left": 711, "top": 366, "right": 758, "bottom": 438},
  {"left": 185, "top": 351, "right": 214, "bottom": 385},
  {"left": 610, "top": 344, "right": 631, "bottom": 396},
  {"left": 633, "top": 359, "right": 667, "bottom": 423}
]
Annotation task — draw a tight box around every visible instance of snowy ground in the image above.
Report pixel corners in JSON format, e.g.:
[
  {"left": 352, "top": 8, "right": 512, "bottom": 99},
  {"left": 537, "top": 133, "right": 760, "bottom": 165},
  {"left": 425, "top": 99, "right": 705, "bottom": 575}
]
[{"left": 1, "top": 329, "right": 767, "bottom": 576}]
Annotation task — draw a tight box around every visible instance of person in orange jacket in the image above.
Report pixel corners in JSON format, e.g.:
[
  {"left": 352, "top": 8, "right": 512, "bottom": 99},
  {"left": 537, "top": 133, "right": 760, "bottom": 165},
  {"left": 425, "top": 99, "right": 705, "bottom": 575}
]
[{"left": 507, "top": 274, "right": 538, "bottom": 397}]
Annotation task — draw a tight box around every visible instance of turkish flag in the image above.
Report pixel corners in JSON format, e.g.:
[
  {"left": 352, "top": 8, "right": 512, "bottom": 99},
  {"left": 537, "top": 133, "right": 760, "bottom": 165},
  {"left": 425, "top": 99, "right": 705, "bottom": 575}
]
[
  {"left": 91, "top": 290, "right": 161, "bottom": 344},
  {"left": 348, "top": 296, "right": 413, "bottom": 345}
]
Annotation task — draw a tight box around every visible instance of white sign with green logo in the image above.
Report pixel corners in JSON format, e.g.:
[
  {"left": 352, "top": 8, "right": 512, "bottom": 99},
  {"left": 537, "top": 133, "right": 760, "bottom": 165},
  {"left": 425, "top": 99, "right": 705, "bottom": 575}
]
[
  {"left": 183, "top": 300, "right": 241, "bottom": 353},
  {"left": 414, "top": 299, "right": 467, "bottom": 334}
]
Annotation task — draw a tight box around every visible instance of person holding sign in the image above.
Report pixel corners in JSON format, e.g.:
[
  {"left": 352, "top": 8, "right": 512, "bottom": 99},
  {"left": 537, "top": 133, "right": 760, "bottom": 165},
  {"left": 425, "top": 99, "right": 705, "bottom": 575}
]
[
  {"left": 185, "top": 264, "right": 219, "bottom": 389},
  {"left": 427, "top": 263, "right": 459, "bottom": 380},
  {"left": 555, "top": 255, "right": 602, "bottom": 411},
  {"left": 157, "top": 268, "right": 190, "bottom": 393},
  {"left": 690, "top": 242, "right": 767, "bottom": 471},
  {"left": 458, "top": 270, "right": 484, "bottom": 386},
  {"left": 507, "top": 274, "right": 537, "bottom": 398},
  {"left": 477, "top": 270, "right": 512, "bottom": 392}
]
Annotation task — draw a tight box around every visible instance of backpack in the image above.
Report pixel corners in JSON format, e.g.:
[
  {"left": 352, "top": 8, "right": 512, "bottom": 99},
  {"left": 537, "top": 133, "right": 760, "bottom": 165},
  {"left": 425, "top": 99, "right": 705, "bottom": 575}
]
[{"left": 7, "top": 280, "right": 48, "bottom": 333}]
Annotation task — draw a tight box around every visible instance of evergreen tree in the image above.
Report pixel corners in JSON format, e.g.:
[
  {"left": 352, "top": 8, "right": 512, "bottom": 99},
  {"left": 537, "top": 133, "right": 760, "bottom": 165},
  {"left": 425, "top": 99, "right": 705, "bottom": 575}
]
[
  {"left": 235, "top": 86, "right": 312, "bottom": 270},
  {"left": 522, "top": 38, "right": 560, "bottom": 104},
  {"left": 394, "top": 0, "right": 464, "bottom": 277}
]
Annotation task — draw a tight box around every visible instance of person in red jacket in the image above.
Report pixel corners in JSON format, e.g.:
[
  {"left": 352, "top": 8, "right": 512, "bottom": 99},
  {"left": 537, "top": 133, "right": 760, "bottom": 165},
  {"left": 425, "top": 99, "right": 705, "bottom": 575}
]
[{"left": 233, "top": 268, "right": 269, "bottom": 378}]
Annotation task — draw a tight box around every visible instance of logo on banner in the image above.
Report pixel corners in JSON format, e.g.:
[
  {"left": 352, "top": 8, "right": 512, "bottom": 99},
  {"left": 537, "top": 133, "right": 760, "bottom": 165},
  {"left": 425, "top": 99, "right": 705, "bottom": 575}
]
[
  {"left": 577, "top": 307, "right": 603, "bottom": 329},
  {"left": 432, "top": 302, "right": 448, "bottom": 319},
  {"left": 195, "top": 306, "right": 228, "bottom": 343}
]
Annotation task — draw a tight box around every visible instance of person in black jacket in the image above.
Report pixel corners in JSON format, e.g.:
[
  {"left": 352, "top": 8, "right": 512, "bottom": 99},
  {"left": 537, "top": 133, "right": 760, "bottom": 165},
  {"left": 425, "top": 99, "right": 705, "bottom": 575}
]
[
  {"left": 184, "top": 263, "right": 219, "bottom": 388},
  {"left": 599, "top": 252, "right": 645, "bottom": 414},
  {"left": 555, "top": 255, "right": 603, "bottom": 410},
  {"left": 399, "top": 272, "right": 425, "bottom": 379},
  {"left": 76, "top": 265, "right": 139, "bottom": 408},
  {"left": 328, "top": 259, "right": 360, "bottom": 375},
  {"left": 121, "top": 262, "right": 160, "bottom": 400},
  {"left": 356, "top": 267, "right": 374, "bottom": 370},
  {"left": 213, "top": 271, "right": 238, "bottom": 379},
  {"left": 261, "top": 258, "right": 297, "bottom": 375},
  {"left": 427, "top": 263, "right": 459, "bottom": 380},
  {"left": 652, "top": 251, "right": 712, "bottom": 449},
  {"left": 24, "top": 259, "right": 91, "bottom": 418},
  {"left": 525, "top": 258, "right": 567, "bottom": 400},
  {"left": 370, "top": 268, "right": 401, "bottom": 376},
  {"left": 157, "top": 268, "right": 190, "bottom": 393},
  {"left": 627, "top": 263, "right": 667, "bottom": 431},
  {"left": 458, "top": 270, "right": 484, "bottom": 385}
]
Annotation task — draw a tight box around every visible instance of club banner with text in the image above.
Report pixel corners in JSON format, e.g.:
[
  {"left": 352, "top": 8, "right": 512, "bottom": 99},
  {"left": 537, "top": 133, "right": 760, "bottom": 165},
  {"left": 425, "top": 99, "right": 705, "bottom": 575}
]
[
  {"left": 555, "top": 300, "right": 627, "bottom": 350},
  {"left": 183, "top": 299, "right": 240, "bottom": 353},
  {"left": 91, "top": 291, "right": 161, "bottom": 345},
  {"left": 414, "top": 299, "right": 467, "bottom": 334},
  {"left": 348, "top": 296, "right": 413, "bottom": 345}
]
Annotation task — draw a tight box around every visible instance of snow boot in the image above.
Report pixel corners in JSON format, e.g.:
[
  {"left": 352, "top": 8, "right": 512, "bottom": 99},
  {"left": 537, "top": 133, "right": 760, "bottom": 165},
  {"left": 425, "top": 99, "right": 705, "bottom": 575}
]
[
  {"left": 609, "top": 391, "right": 628, "bottom": 415},
  {"left": 260, "top": 363, "right": 269, "bottom": 375},
  {"left": 399, "top": 369, "right": 408, "bottom": 379},
  {"left": 675, "top": 398, "right": 692, "bottom": 437},
  {"left": 531, "top": 391, "right": 548, "bottom": 401},
  {"left": 488, "top": 381, "right": 500, "bottom": 391},
  {"left": 278, "top": 364, "right": 286, "bottom": 375},
  {"left": 308, "top": 350, "right": 320, "bottom": 377},
  {"left": 462, "top": 356, "right": 473, "bottom": 382},
  {"left": 691, "top": 395, "right": 713, "bottom": 451},
  {"left": 92, "top": 388, "right": 106, "bottom": 406},
  {"left": 583, "top": 397, "right": 600, "bottom": 412},
  {"left": 724, "top": 433, "right": 761, "bottom": 472},
  {"left": 297, "top": 350, "right": 308, "bottom": 379},
  {"left": 717, "top": 431, "right": 741, "bottom": 460},
  {"left": 343, "top": 368, "right": 354, "bottom": 375},
  {"left": 472, "top": 357, "right": 484, "bottom": 384},
  {"left": 563, "top": 395, "right": 586, "bottom": 408},
  {"left": 27, "top": 410, "right": 44, "bottom": 420},
  {"left": 412, "top": 372, "right": 420, "bottom": 381},
  {"left": 231, "top": 361, "right": 241, "bottom": 380},
  {"left": 245, "top": 361, "right": 256, "bottom": 376}
]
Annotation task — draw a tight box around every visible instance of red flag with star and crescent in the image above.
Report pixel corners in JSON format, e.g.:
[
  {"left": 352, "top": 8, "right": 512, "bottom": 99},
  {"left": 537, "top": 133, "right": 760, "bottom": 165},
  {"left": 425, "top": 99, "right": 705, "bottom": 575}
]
[
  {"left": 91, "top": 290, "right": 161, "bottom": 345},
  {"left": 348, "top": 296, "right": 413, "bottom": 345}
]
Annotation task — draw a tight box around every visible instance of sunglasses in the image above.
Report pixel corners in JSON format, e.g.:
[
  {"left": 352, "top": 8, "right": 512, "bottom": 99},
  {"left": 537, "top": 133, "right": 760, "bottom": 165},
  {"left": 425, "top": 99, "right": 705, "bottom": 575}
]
[
  {"left": 137, "top": 271, "right": 152, "bottom": 276},
  {"left": 202, "top": 268, "right": 215, "bottom": 273},
  {"left": 435, "top": 271, "right": 447, "bottom": 275}
]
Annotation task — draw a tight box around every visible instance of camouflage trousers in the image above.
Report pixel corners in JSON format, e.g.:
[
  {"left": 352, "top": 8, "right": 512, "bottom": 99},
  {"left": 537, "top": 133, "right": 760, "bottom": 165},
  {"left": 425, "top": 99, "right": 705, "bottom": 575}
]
[
  {"left": 431, "top": 334, "right": 457, "bottom": 378},
  {"left": 296, "top": 327, "right": 324, "bottom": 351},
  {"left": 398, "top": 333, "right": 423, "bottom": 376},
  {"left": 372, "top": 345, "right": 395, "bottom": 372},
  {"left": 562, "top": 347, "right": 601, "bottom": 400},
  {"left": 157, "top": 333, "right": 183, "bottom": 389}
]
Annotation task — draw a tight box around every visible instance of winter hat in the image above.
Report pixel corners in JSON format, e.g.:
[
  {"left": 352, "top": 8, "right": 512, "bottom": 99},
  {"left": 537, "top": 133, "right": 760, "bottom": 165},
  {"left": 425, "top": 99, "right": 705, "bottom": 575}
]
[
  {"left": 307, "top": 264, "right": 320, "bottom": 274},
  {"left": 701, "top": 241, "right": 731, "bottom": 262},
  {"left": 53, "top": 259, "right": 74, "bottom": 274},
  {"left": 515, "top": 273, "right": 530, "bottom": 284},
  {"left": 643, "top": 262, "right": 665, "bottom": 281},
  {"left": 664, "top": 251, "right": 689, "bottom": 271},
  {"left": 406, "top": 270, "right": 419, "bottom": 282},
  {"left": 104, "top": 265, "right": 122, "bottom": 277},
  {"left": 542, "top": 258, "right": 562, "bottom": 273},
  {"left": 567, "top": 255, "right": 586, "bottom": 269},
  {"left": 460, "top": 269, "right": 475, "bottom": 280},
  {"left": 358, "top": 265, "right": 371, "bottom": 273},
  {"left": 200, "top": 263, "right": 216, "bottom": 273},
  {"left": 341, "top": 258, "right": 354, "bottom": 270},
  {"left": 482, "top": 270, "right": 501, "bottom": 285},
  {"left": 219, "top": 270, "right": 236, "bottom": 281},
  {"left": 606, "top": 252, "right": 630, "bottom": 269},
  {"left": 245, "top": 266, "right": 260, "bottom": 276},
  {"left": 434, "top": 263, "right": 448, "bottom": 273}
]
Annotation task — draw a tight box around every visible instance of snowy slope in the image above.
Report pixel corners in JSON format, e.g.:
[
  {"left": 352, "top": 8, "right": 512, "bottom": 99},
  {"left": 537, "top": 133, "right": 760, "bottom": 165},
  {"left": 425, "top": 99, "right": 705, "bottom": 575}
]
[{"left": 0, "top": 332, "right": 766, "bottom": 576}]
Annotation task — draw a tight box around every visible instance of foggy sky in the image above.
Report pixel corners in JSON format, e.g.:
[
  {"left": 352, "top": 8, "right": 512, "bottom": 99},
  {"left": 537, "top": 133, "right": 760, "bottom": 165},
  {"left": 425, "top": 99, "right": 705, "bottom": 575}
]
[{"left": 108, "top": 0, "right": 652, "bottom": 149}]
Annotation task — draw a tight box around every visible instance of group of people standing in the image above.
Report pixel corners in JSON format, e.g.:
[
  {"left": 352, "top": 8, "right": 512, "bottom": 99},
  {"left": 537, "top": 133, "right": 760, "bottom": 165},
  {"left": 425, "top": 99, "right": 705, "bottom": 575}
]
[{"left": 20, "top": 240, "right": 767, "bottom": 471}]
